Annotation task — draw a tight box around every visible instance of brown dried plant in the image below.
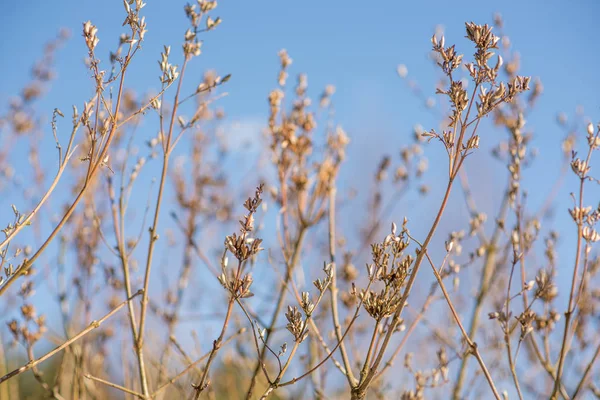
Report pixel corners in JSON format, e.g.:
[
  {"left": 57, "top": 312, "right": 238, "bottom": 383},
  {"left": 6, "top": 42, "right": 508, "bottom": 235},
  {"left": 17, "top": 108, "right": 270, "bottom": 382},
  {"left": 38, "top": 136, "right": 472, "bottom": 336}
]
[{"left": 0, "top": 5, "right": 599, "bottom": 400}]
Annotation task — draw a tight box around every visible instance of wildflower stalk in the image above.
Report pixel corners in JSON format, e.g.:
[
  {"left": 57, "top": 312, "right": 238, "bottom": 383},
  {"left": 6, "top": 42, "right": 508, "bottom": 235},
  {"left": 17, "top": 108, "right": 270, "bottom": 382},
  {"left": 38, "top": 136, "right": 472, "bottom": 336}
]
[
  {"left": 551, "top": 129, "right": 600, "bottom": 399},
  {"left": 137, "top": 55, "right": 190, "bottom": 397},
  {"left": 327, "top": 186, "right": 358, "bottom": 386},
  {"left": 108, "top": 175, "right": 149, "bottom": 399},
  {"left": 572, "top": 341, "right": 600, "bottom": 399},
  {"left": 372, "top": 282, "right": 439, "bottom": 380},
  {"left": 0, "top": 290, "right": 143, "bottom": 385},
  {"left": 420, "top": 247, "right": 501, "bottom": 400},
  {"left": 452, "top": 188, "right": 508, "bottom": 398},
  {"left": 0, "top": 44, "right": 131, "bottom": 297},
  {"left": 505, "top": 252, "right": 525, "bottom": 400},
  {"left": 351, "top": 177, "right": 454, "bottom": 400},
  {"left": 151, "top": 328, "right": 246, "bottom": 398},
  {"left": 0, "top": 123, "right": 78, "bottom": 252},
  {"left": 245, "top": 226, "right": 307, "bottom": 399},
  {"left": 84, "top": 374, "right": 144, "bottom": 399},
  {"left": 193, "top": 259, "right": 240, "bottom": 398}
]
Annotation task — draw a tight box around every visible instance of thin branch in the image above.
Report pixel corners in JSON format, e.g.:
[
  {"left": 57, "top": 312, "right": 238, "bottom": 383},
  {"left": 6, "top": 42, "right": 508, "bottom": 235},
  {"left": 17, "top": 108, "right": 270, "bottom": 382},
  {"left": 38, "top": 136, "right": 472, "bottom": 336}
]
[
  {"left": 0, "top": 290, "right": 143, "bottom": 385},
  {"left": 84, "top": 374, "right": 145, "bottom": 399},
  {"left": 327, "top": 187, "right": 357, "bottom": 386},
  {"left": 151, "top": 328, "right": 246, "bottom": 398},
  {"left": 419, "top": 242, "right": 501, "bottom": 400}
]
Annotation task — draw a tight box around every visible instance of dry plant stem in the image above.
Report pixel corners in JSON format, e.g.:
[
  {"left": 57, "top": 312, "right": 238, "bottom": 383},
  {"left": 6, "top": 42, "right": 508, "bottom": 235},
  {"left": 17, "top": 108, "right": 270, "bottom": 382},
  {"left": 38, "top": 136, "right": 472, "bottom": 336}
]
[
  {"left": 420, "top": 248, "right": 501, "bottom": 400},
  {"left": 353, "top": 177, "right": 455, "bottom": 399},
  {"left": 592, "top": 385, "right": 600, "bottom": 399},
  {"left": 327, "top": 187, "right": 357, "bottom": 386},
  {"left": 287, "top": 270, "right": 349, "bottom": 377},
  {"left": 504, "top": 245, "right": 525, "bottom": 400},
  {"left": 458, "top": 168, "right": 487, "bottom": 243},
  {"left": 192, "top": 259, "right": 241, "bottom": 399},
  {"left": 307, "top": 319, "right": 347, "bottom": 375},
  {"left": 259, "top": 258, "right": 373, "bottom": 399},
  {"left": 551, "top": 143, "right": 595, "bottom": 399},
  {"left": 0, "top": 290, "right": 143, "bottom": 385},
  {"left": 512, "top": 230, "right": 569, "bottom": 398},
  {"left": 172, "top": 212, "right": 220, "bottom": 278},
  {"left": 360, "top": 322, "right": 380, "bottom": 382},
  {"left": 25, "top": 346, "right": 51, "bottom": 393},
  {"left": 528, "top": 334, "right": 570, "bottom": 399},
  {"left": 109, "top": 178, "right": 147, "bottom": 398},
  {"left": 0, "top": 126, "right": 78, "bottom": 252},
  {"left": 452, "top": 187, "right": 509, "bottom": 399},
  {"left": 157, "top": 210, "right": 198, "bottom": 386},
  {"left": 246, "top": 226, "right": 307, "bottom": 399},
  {"left": 374, "top": 283, "right": 438, "bottom": 381},
  {"left": 282, "top": 271, "right": 347, "bottom": 376},
  {"left": 151, "top": 328, "right": 246, "bottom": 398},
  {"left": 514, "top": 206, "right": 531, "bottom": 398},
  {"left": 85, "top": 374, "right": 145, "bottom": 399},
  {"left": 170, "top": 335, "right": 203, "bottom": 376},
  {"left": 505, "top": 329, "right": 524, "bottom": 400},
  {"left": 0, "top": 49, "right": 131, "bottom": 297},
  {"left": 235, "top": 299, "right": 274, "bottom": 383},
  {"left": 137, "top": 55, "right": 190, "bottom": 398},
  {"left": 488, "top": 191, "right": 565, "bottom": 399},
  {"left": 259, "top": 281, "right": 336, "bottom": 398},
  {"left": 267, "top": 310, "right": 359, "bottom": 392},
  {"left": 572, "top": 341, "right": 600, "bottom": 399}
]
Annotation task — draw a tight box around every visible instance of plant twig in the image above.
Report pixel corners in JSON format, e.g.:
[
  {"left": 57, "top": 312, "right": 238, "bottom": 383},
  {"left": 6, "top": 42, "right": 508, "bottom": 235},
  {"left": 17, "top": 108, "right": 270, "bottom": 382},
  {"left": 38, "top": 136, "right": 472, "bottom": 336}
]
[
  {"left": 0, "top": 290, "right": 143, "bottom": 385},
  {"left": 84, "top": 374, "right": 145, "bottom": 399}
]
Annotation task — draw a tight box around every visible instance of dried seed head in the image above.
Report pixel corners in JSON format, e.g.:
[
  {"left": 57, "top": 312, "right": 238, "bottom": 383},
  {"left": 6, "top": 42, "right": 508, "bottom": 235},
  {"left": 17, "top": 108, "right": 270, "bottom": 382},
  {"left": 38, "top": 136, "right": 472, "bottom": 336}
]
[
  {"left": 535, "top": 269, "right": 558, "bottom": 302},
  {"left": 82, "top": 21, "right": 99, "bottom": 52},
  {"left": 285, "top": 305, "right": 305, "bottom": 342}
]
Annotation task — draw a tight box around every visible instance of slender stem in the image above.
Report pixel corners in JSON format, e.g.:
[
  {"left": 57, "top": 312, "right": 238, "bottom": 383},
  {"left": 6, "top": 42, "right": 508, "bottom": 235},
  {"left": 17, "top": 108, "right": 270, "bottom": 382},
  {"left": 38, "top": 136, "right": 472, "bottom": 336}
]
[
  {"left": 193, "top": 261, "right": 240, "bottom": 398},
  {"left": 359, "top": 322, "right": 379, "bottom": 382},
  {"left": 151, "top": 328, "right": 245, "bottom": 398},
  {"left": 0, "top": 52, "right": 130, "bottom": 297},
  {"left": 374, "top": 282, "right": 438, "bottom": 381},
  {"left": 358, "top": 177, "right": 455, "bottom": 394},
  {"left": 109, "top": 177, "right": 147, "bottom": 397},
  {"left": 452, "top": 184, "right": 510, "bottom": 399},
  {"left": 505, "top": 332, "right": 524, "bottom": 400},
  {"left": 277, "top": 312, "right": 359, "bottom": 389},
  {"left": 327, "top": 187, "right": 357, "bottom": 386},
  {"left": 0, "top": 290, "right": 142, "bottom": 385},
  {"left": 551, "top": 135, "right": 597, "bottom": 398},
  {"left": 0, "top": 126, "right": 78, "bottom": 252},
  {"left": 527, "top": 334, "right": 570, "bottom": 399},
  {"left": 571, "top": 340, "right": 600, "bottom": 399},
  {"left": 422, "top": 248, "right": 501, "bottom": 400},
  {"left": 451, "top": 83, "right": 479, "bottom": 176},
  {"left": 503, "top": 227, "right": 524, "bottom": 400},
  {"left": 245, "top": 227, "right": 307, "bottom": 399},
  {"left": 136, "top": 56, "right": 190, "bottom": 397},
  {"left": 287, "top": 271, "right": 348, "bottom": 377},
  {"left": 84, "top": 374, "right": 145, "bottom": 399}
]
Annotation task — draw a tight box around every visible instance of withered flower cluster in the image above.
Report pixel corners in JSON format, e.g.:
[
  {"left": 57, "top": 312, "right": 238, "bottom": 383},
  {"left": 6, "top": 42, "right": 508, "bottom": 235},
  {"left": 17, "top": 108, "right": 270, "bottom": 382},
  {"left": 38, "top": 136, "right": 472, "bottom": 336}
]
[
  {"left": 400, "top": 347, "right": 450, "bottom": 400},
  {"left": 285, "top": 263, "right": 333, "bottom": 343},
  {"left": 425, "top": 22, "right": 530, "bottom": 171},
  {"left": 218, "top": 185, "right": 264, "bottom": 298},
  {"left": 267, "top": 50, "right": 349, "bottom": 230},
  {"left": 357, "top": 222, "right": 412, "bottom": 321}
]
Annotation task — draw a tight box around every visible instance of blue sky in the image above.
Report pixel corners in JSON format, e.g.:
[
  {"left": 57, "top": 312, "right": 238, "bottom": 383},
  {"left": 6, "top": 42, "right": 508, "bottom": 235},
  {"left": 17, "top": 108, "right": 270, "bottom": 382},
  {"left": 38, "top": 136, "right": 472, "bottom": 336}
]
[
  {"left": 1, "top": 0, "right": 598, "bottom": 215},
  {"left": 1, "top": 0, "right": 599, "bottom": 396},
  {"left": 2, "top": 0, "right": 598, "bottom": 124}
]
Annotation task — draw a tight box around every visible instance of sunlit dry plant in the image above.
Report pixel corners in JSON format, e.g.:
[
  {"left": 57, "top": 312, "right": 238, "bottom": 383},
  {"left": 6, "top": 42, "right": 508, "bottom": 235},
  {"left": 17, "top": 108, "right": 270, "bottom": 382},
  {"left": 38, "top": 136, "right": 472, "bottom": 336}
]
[{"left": 1, "top": 6, "right": 599, "bottom": 400}]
